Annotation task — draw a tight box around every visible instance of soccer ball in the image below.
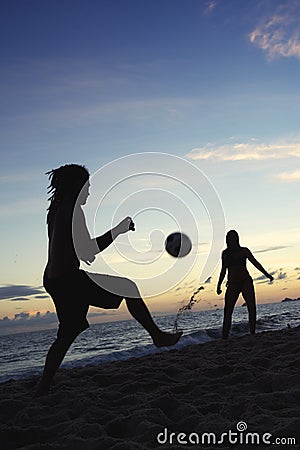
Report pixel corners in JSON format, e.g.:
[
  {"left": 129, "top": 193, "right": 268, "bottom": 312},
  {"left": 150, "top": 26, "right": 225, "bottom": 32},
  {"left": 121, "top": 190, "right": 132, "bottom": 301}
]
[{"left": 165, "top": 232, "right": 192, "bottom": 258}]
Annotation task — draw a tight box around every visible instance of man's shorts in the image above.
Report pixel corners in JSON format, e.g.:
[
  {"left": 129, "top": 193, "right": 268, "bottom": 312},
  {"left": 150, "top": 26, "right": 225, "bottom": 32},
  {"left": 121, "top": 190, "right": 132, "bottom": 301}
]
[{"left": 44, "top": 270, "right": 123, "bottom": 338}]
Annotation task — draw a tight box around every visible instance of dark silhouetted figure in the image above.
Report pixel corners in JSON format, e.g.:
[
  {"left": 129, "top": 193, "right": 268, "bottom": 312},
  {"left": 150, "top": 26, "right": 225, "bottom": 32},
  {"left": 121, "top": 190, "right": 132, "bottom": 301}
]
[
  {"left": 217, "top": 230, "right": 274, "bottom": 340},
  {"left": 36, "top": 164, "right": 182, "bottom": 395}
]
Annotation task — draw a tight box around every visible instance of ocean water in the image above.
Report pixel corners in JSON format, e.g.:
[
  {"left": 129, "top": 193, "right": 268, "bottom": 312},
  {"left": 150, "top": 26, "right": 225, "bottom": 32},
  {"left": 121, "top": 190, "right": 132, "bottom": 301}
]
[{"left": 0, "top": 300, "right": 299, "bottom": 384}]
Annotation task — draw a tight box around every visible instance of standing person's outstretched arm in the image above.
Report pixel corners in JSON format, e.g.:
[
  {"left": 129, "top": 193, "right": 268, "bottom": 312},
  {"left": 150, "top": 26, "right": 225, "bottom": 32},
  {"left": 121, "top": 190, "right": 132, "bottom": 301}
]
[{"left": 245, "top": 248, "right": 274, "bottom": 281}]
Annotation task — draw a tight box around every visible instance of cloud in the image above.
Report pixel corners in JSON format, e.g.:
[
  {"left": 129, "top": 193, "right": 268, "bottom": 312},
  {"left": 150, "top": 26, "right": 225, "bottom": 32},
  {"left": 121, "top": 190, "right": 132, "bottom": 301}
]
[
  {"left": 249, "top": 3, "right": 300, "bottom": 60},
  {"left": 0, "top": 309, "right": 118, "bottom": 335},
  {"left": 258, "top": 269, "right": 287, "bottom": 282},
  {"left": 14, "top": 312, "right": 30, "bottom": 319},
  {"left": 253, "top": 270, "right": 277, "bottom": 283},
  {"left": 0, "top": 285, "right": 45, "bottom": 301},
  {"left": 276, "top": 169, "right": 300, "bottom": 182},
  {"left": 0, "top": 310, "right": 58, "bottom": 334},
  {"left": 277, "top": 271, "right": 287, "bottom": 280},
  {"left": 2, "top": 59, "right": 199, "bottom": 128},
  {"left": 204, "top": 0, "right": 216, "bottom": 15},
  {"left": 186, "top": 138, "right": 300, "bottom": 161},
  {"left": 254, "top": 246, "right": 290, "bottom": 254},
  {"left": 253, "top": 274, "right": 269, "bottom": 282},
  {"left": 9, "top": 297, "right": 32, "bottom": 302}
]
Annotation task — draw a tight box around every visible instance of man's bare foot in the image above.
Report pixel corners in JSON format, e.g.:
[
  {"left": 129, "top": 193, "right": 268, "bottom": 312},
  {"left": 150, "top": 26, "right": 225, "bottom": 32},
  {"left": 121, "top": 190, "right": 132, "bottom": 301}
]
[{"left": 153, "top": 331, "right": 183, "bottom": 348}]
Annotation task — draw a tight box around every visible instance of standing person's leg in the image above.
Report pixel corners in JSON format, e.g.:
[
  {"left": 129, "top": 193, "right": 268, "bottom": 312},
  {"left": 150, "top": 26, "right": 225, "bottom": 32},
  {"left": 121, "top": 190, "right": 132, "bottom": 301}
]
[
  {"left": 88, "top": 273, "right": 182, "bottom": 347},
  {"left": 222, "top": 283, "right": 240, "bottom": 339},
  {"left": 242, "top": 277, "right": 256, "bottom": 335}
]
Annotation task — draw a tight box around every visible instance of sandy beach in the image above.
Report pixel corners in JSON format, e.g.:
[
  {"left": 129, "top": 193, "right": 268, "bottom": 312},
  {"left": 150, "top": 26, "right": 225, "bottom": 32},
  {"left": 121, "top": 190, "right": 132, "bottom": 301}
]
[{"left": 0, "top": 326, "right": 299, "bottom": 450}]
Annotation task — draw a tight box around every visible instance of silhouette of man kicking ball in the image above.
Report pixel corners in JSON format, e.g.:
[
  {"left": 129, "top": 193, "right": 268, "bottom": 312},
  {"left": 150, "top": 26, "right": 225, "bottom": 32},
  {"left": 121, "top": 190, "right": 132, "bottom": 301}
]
[{"left": 36, "top": 164, "right": 182, "bottom": 396}]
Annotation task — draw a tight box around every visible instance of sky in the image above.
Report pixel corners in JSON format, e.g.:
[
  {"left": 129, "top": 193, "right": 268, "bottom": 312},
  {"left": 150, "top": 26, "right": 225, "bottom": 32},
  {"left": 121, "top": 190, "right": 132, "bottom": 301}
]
[{"left": 0, "top": 0, "right": 299, "bottom": 335}]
